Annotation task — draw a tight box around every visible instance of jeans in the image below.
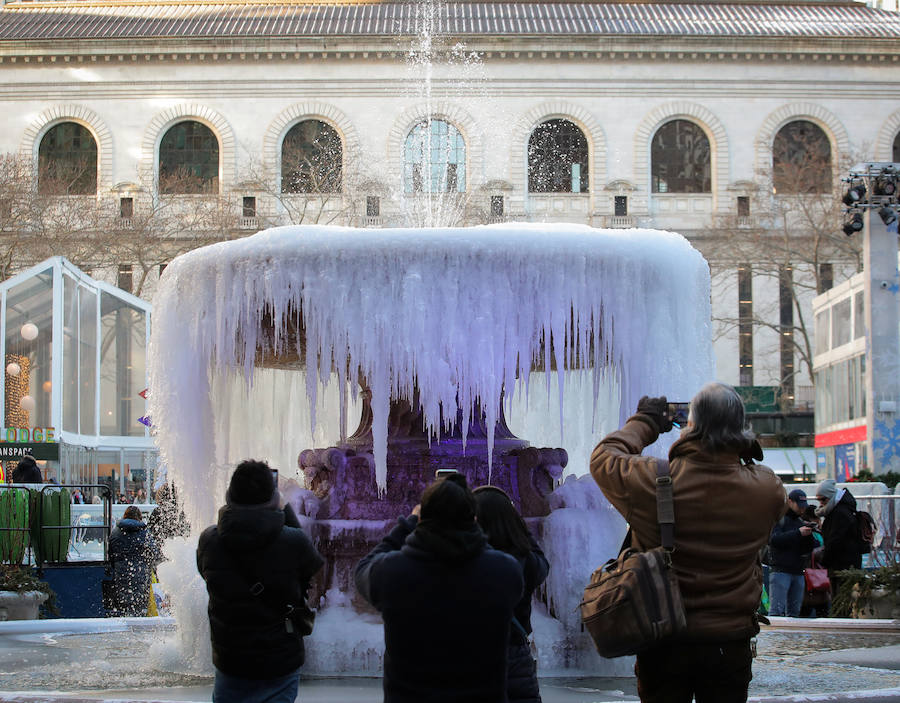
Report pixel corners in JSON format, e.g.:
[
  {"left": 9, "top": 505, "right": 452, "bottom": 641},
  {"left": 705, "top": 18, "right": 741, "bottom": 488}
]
[
  {"left": 635, "top": 639, "right": 753, "bottom": 703},
  {"left": 769, "top": 571, "right": 805, "bottom": 617},
  {"left": 213, "top": 667, "right": 300, "bottom": 703}
]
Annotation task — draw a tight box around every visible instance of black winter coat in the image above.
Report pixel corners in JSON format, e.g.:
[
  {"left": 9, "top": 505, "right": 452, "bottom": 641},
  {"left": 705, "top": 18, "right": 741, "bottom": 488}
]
[
  {"left": 769, "top": 509, "right": 816, "bottom": 574},
  {"left": 11, "top": 461, "right": 41, "bottom": 483},
  {"left": 506, "top": 536, "right": 549, "bottom": 703},
  {"left": 355, "top": 516, "right": 524, "bottom": 703},
  {"left": 196, "top": 503, "right": 324, "bottom": 679},
  {"left": 108, "top": 518, "right": 161, "bottom": 616},
  {"left": 820, "top": 490, "right": 863, "bottom": 571}
]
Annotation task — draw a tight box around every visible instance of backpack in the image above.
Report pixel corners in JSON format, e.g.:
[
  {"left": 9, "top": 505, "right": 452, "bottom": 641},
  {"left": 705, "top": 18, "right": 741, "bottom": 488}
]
[
  {"left": 580, "top": 459, "right": 686, "bottom": 658},
  {"left": 857, "top": 510, "right": 876, "bottom": 554}
]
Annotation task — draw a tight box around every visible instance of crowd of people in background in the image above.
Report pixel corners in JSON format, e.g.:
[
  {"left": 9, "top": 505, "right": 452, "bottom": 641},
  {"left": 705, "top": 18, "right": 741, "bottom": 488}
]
[
  {"left": 765, "top": 478, "right": 866, "bottom": 618},
  {"left": 6, "top": 454, "right": 153, "bottom": 505}
]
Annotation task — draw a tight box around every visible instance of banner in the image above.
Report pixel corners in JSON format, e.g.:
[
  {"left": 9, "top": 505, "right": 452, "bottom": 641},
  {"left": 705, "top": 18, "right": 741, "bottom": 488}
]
[{"left": 0, "top": 443, "right": 60, "bottom": 461}]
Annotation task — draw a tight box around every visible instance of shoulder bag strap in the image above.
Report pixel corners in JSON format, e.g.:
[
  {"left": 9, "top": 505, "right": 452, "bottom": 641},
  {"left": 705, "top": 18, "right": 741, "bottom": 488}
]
[
  {"left": 618, "top": 457, "right": 675, "bottom": 555},
  {"left": 229, "top": 547, "right": 289, "bottom": 616},
  {"left": 655, "top": 458, "right": 675, "bottom": 554}
]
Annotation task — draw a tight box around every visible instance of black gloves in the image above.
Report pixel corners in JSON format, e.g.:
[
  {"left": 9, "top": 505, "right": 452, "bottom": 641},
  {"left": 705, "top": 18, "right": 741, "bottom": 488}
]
[{"left": 635, "top": 395, "right": 674, "bottom": 434}]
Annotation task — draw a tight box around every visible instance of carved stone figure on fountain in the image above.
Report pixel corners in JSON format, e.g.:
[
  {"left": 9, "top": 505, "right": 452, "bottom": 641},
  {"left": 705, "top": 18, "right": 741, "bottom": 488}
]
[{"left": 295, "top": 381, "right": 566, "bottom": 523}]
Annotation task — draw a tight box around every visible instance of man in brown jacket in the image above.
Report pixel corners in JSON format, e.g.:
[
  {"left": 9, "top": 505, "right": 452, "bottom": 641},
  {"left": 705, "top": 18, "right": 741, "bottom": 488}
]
[{"left": 590, "top": 382, "right": 785, "bottom": 703}]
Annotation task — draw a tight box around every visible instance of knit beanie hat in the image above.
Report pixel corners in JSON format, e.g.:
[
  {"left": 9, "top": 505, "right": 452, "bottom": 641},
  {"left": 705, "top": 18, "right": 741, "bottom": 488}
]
[
  {"left": 816, "top": 478, "right": 837, "bottom": 501},
  {"left": 226, "top": 460, "right": 278, "bottom": 507}
]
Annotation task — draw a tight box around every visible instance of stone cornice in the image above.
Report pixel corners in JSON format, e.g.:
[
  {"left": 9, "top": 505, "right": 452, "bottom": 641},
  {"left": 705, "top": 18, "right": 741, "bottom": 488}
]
[{"left": 0, "top": 34, "right": 898, "bottom": 64}]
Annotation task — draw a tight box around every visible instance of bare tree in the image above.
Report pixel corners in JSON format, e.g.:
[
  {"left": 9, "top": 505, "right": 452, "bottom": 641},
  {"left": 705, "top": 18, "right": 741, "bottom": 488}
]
[
  {"left": 0, "top": 153, "right": 109, "bottom": 278},
  {"left": 105, "top": 167, "right": 236, "bottom": 296},
  {"left": 701, "top": 133, "right": 864, "bottom": 403},
  {"left": 0, "top": 154, "right": 239, "bottom": 296}
]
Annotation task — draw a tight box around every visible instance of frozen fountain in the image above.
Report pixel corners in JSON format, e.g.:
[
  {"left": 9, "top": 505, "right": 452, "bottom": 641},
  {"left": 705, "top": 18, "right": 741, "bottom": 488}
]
[{"left": 147, "top": 222, "right": 714, "bottom": 680}]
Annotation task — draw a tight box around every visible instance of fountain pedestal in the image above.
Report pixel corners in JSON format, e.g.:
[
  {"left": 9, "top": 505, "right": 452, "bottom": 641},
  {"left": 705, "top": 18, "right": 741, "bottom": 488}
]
[{"left": 295, "top": 392, "right": 566, "bottom": 604}]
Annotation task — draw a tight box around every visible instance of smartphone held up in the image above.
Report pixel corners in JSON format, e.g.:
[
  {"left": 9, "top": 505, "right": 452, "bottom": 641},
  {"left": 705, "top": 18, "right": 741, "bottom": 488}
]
[{"left": 666, "top": 402, "right": 690, "bottom": 428}]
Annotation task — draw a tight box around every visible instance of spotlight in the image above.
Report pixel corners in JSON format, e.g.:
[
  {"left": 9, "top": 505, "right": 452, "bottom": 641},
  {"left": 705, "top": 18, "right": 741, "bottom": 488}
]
[
  {"left": 842, "top": 212, "right": 864, "bottom": 236},
  {"left": 874, "top": 174, "right": 897, "bottom": 197},
  {"left": 842, "top": 182, "right": 867, "bottom": 206},
  {"left": 878, "top": 206, "right": 897, "bottom": 227}
]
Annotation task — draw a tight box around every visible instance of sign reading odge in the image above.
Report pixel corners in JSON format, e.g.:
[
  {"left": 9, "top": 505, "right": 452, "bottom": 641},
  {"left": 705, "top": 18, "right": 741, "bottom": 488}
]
[
  {"left": 0, "top": 427, "right": 59, "bottom": 461},
  {"left": 0, "top": 427, "right": 55, "bottom": 443}
]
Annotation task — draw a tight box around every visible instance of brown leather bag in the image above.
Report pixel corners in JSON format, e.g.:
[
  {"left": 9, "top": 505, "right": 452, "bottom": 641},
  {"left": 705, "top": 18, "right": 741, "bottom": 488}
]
[{"left": 580, "top": 459, "right": 687, "bottom": 658}]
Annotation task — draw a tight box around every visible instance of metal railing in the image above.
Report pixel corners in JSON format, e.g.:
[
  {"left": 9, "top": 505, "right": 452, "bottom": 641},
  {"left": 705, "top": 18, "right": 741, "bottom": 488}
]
[
  {"left": 606, "top": 215, "right": 635, "bottom": 228},
  {"left": 852, "top": 494, "right": 899, "bottom": 568}
]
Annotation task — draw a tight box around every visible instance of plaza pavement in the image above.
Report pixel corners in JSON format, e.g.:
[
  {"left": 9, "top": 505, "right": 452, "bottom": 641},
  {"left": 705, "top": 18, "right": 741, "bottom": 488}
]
[{"left": 0, "top": 617, "right": 897, "bottom": 703}]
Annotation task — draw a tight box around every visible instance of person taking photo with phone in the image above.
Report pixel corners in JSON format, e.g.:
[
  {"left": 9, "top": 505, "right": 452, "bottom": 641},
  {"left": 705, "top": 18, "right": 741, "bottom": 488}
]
[
  {"left": 474, "top": 485, "right": 549, "bottom": 703},
  {"left": 197, "top": 459, "right": 323, "bottom": 703},
  {"left": 590, "top": 383, "right": 785, "bottom": 703},
  {"left": 355, "top": 471, "right": 523, "bottom": 703}
]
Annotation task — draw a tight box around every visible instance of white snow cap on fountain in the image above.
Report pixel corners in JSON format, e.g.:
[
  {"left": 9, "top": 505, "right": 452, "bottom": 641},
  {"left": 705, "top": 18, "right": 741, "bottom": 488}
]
[{"left": 150, "top": 223, "right": 713, "bottom": 525}]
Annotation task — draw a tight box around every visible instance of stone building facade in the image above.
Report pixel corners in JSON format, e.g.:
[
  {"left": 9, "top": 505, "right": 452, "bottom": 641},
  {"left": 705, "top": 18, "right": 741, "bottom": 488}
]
[{"left": 0, "top": 0, "right": 898, "bottom": 405}]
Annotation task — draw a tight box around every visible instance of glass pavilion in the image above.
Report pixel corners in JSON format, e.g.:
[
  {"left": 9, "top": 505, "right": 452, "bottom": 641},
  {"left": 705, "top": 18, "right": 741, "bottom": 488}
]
[{"left": 0, "top": 257, "right": 155, "bottom": 497}]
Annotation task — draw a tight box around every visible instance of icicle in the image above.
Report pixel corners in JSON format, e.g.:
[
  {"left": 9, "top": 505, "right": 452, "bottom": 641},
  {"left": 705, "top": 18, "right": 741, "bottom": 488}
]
[
  {"left": 370, "top": 365, "right": 391, "bottom": 497},
  {"left": 150, "top": 224, "right": 714, "bottom": 506}
]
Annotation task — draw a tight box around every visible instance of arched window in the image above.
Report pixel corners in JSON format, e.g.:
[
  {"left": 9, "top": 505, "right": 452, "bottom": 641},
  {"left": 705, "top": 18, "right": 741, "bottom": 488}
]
[
  {"left": 158, "top": 121, "right": 219, "bottom": 195},
  {"left": 404, "top": 119, "right": 466, "bottom": 193},
  {"left": 281, "top": 120, "right": 343, "bottom": 193},
  {"left": 528, "top": 119, "right": 589, "bottom": 193},
  {"left": 651, "top": 120, "right": 710, "bottom": 193},
  {"left": 772, "top": 121, "right": 831, "bottom": 195},
  {"left": 893, "top": 131, "right": 900, "bottom": 163},
  {"left": 38, "top": 122, "right": 97, "bottom": 195}
]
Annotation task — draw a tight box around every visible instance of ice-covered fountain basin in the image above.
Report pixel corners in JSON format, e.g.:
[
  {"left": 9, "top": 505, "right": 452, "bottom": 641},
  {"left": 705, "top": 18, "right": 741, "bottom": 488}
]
[{"left": 150, "top": 223, "right": 713, "bottom": 524}]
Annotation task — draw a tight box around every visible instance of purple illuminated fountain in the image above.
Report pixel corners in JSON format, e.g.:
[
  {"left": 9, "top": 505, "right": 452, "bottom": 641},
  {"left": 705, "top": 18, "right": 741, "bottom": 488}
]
[{"left": 148, "top": 222, "right": 713, "bottom": 675}]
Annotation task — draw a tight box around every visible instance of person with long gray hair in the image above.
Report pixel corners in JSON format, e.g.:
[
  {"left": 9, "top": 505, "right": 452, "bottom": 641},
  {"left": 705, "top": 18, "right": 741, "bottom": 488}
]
[{"left": 590, "top": 383, "right": 785, "bottom": 703}]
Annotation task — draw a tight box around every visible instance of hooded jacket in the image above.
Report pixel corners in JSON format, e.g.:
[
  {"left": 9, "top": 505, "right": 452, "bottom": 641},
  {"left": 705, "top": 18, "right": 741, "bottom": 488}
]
[
  {"left": 819, "top": 489, "right": 863, "bottom": 571},
  {"left": 196, "top": 503, "right": 323, "bottom": 679},
  {"left": 590, "top": 417, "right": 786, "bottom": 642},
  {"left": 355, "top": 515, "right": 523, "bottom": 703},
  {"left": 108, "top": 517, "right": 161, "bottom": 616},
  {"left": 11, "top": 457, "right": 41, "bottom": 483}
]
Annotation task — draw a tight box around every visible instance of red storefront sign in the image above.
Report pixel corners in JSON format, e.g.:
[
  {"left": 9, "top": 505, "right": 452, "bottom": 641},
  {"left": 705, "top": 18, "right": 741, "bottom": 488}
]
[{"left": 814, "top": 425, "right": 867, "bottom": 448}]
